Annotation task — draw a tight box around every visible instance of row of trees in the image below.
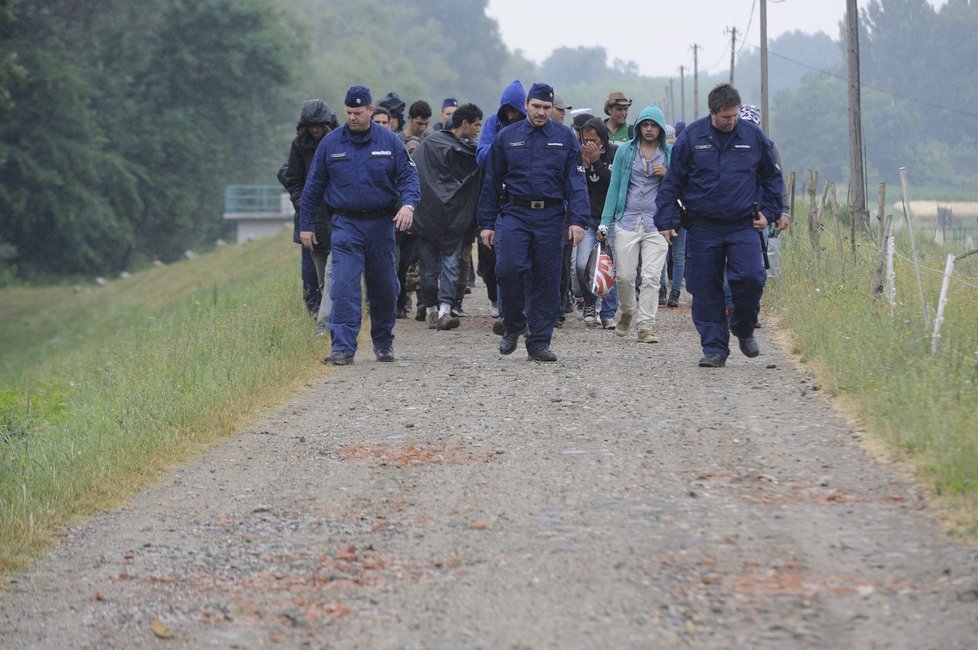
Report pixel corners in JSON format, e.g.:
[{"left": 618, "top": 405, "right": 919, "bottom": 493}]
[
  {"left": 1, "top": 0, "right": 974, "bottom": 280},
  {"left": 0, "top": 0, "right": 301, "bottom": 278}
]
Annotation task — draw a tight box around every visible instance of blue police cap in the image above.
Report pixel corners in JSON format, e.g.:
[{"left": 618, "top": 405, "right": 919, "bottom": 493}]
[
  {"left": 526, "top": 83, "right": 554, "bottom": 103},
  {"left": 345, "top": 85, "right": 372, "bottom": 108},
  {"left": 442, "top": 97, "right": 458, "bottom": 109}
]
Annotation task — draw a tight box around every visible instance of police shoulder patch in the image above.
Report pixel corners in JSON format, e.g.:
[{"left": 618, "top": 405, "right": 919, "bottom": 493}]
[{"left": 576, "top": 165, "right": 586, "bottom": 173}]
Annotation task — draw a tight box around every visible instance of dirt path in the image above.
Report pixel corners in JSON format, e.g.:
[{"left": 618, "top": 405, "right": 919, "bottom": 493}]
[{"left": 2, "top": 287, "right": 977, "bottom": 649}]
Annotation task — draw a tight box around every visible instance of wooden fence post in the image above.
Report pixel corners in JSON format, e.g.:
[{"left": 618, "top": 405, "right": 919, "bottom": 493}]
[
  {"left": 873, "top": 214, "right": 893, "bottom": 296},
  {"left": 830, "top": 184, "right": 845, "bottom": 271}
]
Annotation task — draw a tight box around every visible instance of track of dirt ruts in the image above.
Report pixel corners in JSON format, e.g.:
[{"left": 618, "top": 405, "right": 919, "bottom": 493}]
[{"left": 2, "top": 287, "right": 977, "bottom": 649}]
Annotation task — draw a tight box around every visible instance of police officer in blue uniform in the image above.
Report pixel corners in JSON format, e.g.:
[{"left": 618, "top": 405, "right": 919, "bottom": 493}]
[
  {"left": 655, "top": 83, "right": 783, "bottom": 368},
  {"left": 477, "top": 82, "right": 589, "bottom": 362},
  {"left": 300, "top": 85, "right": 420, "bottom": 365}
]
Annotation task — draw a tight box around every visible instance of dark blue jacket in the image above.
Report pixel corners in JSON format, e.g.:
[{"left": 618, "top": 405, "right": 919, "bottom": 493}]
[
  {"left": 476, "top": 117, "right": 589, "bottom": 231},
  {"left": 654, "top": 116, "right": 783, "bottom": 230},
  {"left": 299, "top": 123, "right": 420, "bottom": 230}
]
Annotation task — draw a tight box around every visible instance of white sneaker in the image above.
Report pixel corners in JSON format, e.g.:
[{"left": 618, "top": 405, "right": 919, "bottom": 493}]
[
  {"left": 637, "top": 329, "right": 659, "bottom": 343},
  {"left": 489, "top": 305, "right": 499, "bottom": 318}
]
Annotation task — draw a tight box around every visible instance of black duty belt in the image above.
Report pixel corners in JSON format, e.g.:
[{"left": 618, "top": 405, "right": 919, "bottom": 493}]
[
  {"left": 508, "top": 197, "right": 563, "bottom": 209},
  {"left": 332, "top": 205, "right": 396, "bottom": 220}
]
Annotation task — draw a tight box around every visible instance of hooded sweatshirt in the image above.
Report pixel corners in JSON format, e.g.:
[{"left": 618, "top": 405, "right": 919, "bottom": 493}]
[
  {"left": 600, "top": 105, "right": 671, "bottom": 229},
  {"left": 284, "top": 99, "right": 338, "bottom": 248},
  {"left": 579, "top": 117, "right": 618, "bottom": 228},
  {"left": 476, "top": 80, "right": 526, "bottom": 168}
]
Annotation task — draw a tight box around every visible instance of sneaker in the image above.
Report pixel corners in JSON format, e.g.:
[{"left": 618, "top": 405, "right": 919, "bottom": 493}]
[
  {"left": 375, "top": 348, "right": 395, "bottom": 362},
  {"left": 658, "top": 286, "right": 667, "bottom": 306},
  {"left": 737, "top": 335, "right": 760, "bottom": 358},
  {"left": 667, "top": 289, "right": 680, "bottom": 308},
  {"left": 698, "top": 353, "right": 726, "bottom": 368},
  {"left": 492, "top": 318, "right": 505, "bottom": 336},
  {"left": 436, "top": 313, "right": 460, "bottom": 330},
  {"left": 489, "top": 305, "right": 499, "bottom": 318},
  {"left": 452, "top": 306, "right": 467, "bottom": 318},
  {"left": 527, "top": 348, "right": 557, "bottom": 362},
  {"left": 615, "top": 312, "right": 633, "bottom": 337},
  {"left": 601, "top": 316, "right": 617, "bottom": 330},
  {"left": 396, "top": 307, "right": 408, "bottom": 319},
  {"left": 426, "top": 311, "right": 438, "bottom": 329},
  {"left": 583, "top": 305, "right": 597, "bottom": 327},
  {"left": 323, "top": 351, "right": 354, "bottom": 366},
  {"left": 637, "top": 329, "right": 659, "bottom": 343}
]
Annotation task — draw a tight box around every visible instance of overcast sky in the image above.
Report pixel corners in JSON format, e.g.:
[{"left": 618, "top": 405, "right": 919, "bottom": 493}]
[{"left": 484, "top": 0, "right": 947, "bottom": 78}]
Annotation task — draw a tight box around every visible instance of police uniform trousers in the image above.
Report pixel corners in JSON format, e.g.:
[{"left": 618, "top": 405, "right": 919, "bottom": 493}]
[
  {"left": 328, "top": 215, "right": 399, "bottom": 356},
  {"left": 494, "top": 207, "right": 565, "bottom": 353},
  {"left": 685, "top": 220, "right": 766, "bottom": 358}
]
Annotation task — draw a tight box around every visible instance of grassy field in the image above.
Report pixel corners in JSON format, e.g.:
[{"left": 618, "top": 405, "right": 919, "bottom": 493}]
[
  {"left": 766, "top": 204, "right": 978, "bottom": 536},
  {"left": 0, "top": 232, "right": 325, "bottom": 573}
]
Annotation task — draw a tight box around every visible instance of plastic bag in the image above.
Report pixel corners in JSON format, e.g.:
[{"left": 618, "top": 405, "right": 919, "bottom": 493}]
[{"left": 585, "top": 240, "right": 616, "bottom": 298}]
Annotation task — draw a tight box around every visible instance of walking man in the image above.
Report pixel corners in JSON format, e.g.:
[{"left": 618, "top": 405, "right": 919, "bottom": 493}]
[
  {"left": 477, "top": 83, "right": 588, "bottom": 362},
  {"left": 299, "top": 85, "right": 420, "bottom": 365},
  {"left": 654, "top": 83, "right": 783, "bottom": 367},
  {"left": 412, "top": 103, "right": 484, "bottom": 331}
]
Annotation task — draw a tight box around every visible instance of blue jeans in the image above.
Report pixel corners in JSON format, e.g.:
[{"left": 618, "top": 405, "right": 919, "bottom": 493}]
[
  {"left": 576, "top": 227, "right": 619, "bottom": 320},
  {"left": 659, "top": 227, "right": 687, "bottom": 293},
  {"left": 329, "top": 216, "right": 399, "bottom": 356},
  {"left": 417, "top": 237, "right": 462, "bottom": 308},
  {"left": 301, "top": 247, "right": 321, "bottom": 315}
]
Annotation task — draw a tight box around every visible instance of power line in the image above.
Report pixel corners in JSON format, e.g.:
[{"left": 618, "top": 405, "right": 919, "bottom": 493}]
[{"left": 741, "top": 42, "right": 978, "bottom": 119}]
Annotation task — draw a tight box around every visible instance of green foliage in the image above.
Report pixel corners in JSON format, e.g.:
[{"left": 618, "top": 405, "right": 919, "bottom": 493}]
[
  {"left": 774, "top": 0, "right": 978, "bottom": 193},
  {"left": 0, "top": 0, "right": 297, "bottom": 278}
]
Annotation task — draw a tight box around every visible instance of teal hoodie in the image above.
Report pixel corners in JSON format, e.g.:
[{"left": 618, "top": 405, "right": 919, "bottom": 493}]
[{"left": 600, "top": 105, "right": 672, "bottom": 227}]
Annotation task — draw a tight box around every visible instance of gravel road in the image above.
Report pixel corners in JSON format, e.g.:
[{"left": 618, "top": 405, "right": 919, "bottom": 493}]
[{"left": 3, "top": 287, "right": 977, "bottom": 649}]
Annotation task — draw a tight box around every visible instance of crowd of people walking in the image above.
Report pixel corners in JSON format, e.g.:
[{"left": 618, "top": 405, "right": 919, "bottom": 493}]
[{"left": 281, "top": 80, "right": 788, "bottom": 368}]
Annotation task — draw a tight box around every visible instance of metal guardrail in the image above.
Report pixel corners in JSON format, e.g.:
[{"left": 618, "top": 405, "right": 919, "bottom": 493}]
[{"left": 224, "top": 185, "right": 285, "bottom": 213}]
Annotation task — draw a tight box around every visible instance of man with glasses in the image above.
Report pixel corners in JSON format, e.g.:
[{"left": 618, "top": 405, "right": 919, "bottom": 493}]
[{"left": 654, "top": 83, "right": 784, "bottom": 368}]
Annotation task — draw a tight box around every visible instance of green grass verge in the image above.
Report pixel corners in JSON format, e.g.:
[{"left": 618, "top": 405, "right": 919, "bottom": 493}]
[
  {"left": 0, "top": 232, "right": 325, "bottom": 573},
  {"left": 767, "top": 206, "right": 978, "bottom": 536}
]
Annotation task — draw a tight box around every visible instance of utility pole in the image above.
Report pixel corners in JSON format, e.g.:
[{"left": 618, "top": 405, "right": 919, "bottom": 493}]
[
  {"left": 726, "top": 27, "right": 738, "bottom": 85},
  {"left": 669, "top": 78, "right": 675, "bottom": 122},
  {"left": 760, "top": 0, "right": 769, "bottom": 133},
  {"left": 692, "top": 44, "right": 700, "bottom": 120},
  {"left": 679, "top": 65, "right": 686, "bottom": 122},
  {"left": 846, "top": 0, "right": 869, "bottom": 232}
]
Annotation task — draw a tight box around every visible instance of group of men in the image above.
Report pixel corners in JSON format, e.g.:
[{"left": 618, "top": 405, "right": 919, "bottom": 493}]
[{"left": 294, "top": 80, "right": 786, "bottom": 369}]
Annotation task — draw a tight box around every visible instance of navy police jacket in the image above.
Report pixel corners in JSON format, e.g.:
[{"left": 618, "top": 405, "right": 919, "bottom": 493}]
[
  {"left": 476, "top": 118, "right": 589, "bottom": 232},
  {"left": 299, "top": 123, "right": 420, "bottom": 231},
  {"left": 654, "top": 116, "right": 783, "bottom": 231}
]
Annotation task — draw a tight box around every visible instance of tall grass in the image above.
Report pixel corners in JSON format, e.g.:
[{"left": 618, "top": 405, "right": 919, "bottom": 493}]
[
  {"left": 0, "top": 233, "right": 325, "bottom": 573},
  {"left": 767, "top": 205, "right": 978, "bottom": 534}
]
